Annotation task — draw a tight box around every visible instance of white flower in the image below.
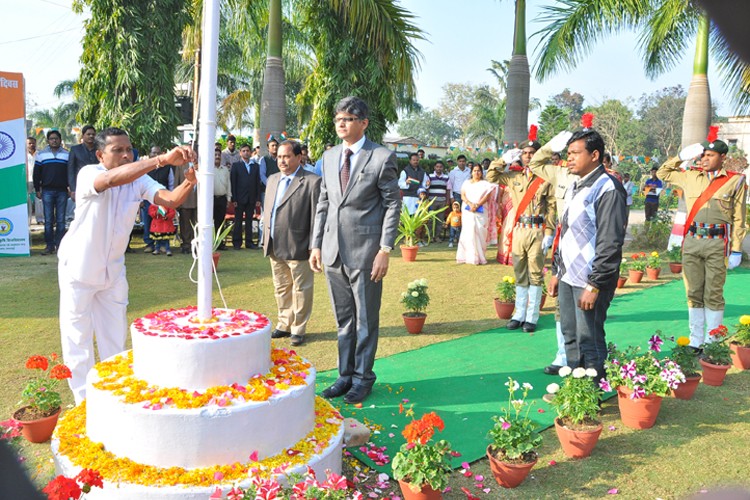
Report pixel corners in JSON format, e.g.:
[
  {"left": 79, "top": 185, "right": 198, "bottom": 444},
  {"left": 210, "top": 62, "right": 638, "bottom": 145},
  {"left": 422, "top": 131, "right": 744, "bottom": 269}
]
[
  {"left": 585, "top": 368, "right": 598, "bottom": 378},
  {"left": 558, "top": 366, "right": 572, "bottom": 377},
  {"left": 401, "top": 292, "right": 408, "bottom": 298},
  {"left": 522, "top": 382, "right": 533, "bottom": 390},
  {"left": 572, "top": 367, "right": 587, "bottom": 378},
  {"left": 504, "top": 380, "right": 520, "bottom": 391},
  {"left": 411, "top": 291, "right": 419, "bottom": 297},
  {"left": 418, "top": 278, "right": 428, "bottom": 287},
  {"left": 546, "top": 383, "right": 560, "bottom": 394}
]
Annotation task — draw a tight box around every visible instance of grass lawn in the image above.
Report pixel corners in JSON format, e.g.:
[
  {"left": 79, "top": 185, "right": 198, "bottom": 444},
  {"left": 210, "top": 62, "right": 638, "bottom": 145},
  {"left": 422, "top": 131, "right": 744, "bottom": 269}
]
[{"left": 2, "top": 230, "right": 749, "bottom": 499}]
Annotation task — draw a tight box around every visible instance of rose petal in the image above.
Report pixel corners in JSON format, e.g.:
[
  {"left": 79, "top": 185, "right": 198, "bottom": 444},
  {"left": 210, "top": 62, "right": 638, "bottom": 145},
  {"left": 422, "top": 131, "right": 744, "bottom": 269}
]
[
  {"left": 548, "top": 460, "right": 557, "bottom": 466},
  {"left": 608, "top": 488, "right": 619, "bottom": 495}
]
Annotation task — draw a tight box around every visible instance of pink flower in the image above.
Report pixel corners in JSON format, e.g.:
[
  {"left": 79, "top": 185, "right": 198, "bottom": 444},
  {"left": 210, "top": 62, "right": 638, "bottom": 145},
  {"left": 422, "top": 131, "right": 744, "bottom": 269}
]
[
  {"left": 599, "top": 378, "right": 612, "bottom": 392},
  {"left": 501, "top": 421, "right": 511, "bottom": 431},
  {"left": 608, "top": 488, "right": 619, "bottom": 494},
  {"left": 209, "top": 487, "right": 223, "bottom": 499}
]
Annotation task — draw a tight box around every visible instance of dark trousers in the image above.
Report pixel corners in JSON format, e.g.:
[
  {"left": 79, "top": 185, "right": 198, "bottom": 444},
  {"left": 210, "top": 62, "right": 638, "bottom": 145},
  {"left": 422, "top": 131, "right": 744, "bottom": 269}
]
[
  {"left": 42, "top": 189, "right": 67, "bottom": 249},
  {"left": 558, "top": 281, "right": 615, "bottom": 378},
  {"left": 140, "top": 201, "right": 153, "bottom": 247},
  {"left": 233, "top": 201, "right": 256, "bottom": 248},
  {"left": 324, "top": 258, "right": 382, "bottom": 388},
  {"left": 644, "top": 200, "right": 659, "bottom": 221},
  {"left": 213, "top": 196, "right": 228, "bottom": 247},
  {"left": 178, "top": 207, "right": 197, "bottom": 250}
]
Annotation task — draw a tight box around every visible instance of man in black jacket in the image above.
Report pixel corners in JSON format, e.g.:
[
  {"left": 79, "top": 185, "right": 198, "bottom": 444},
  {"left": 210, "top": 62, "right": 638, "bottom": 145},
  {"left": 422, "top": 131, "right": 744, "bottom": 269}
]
[
  {"left": 230, "top": 143, "right": 262, "bottom": 249},
  {"left": 68, "top": 125, "right": 98, "bottom": 199}
]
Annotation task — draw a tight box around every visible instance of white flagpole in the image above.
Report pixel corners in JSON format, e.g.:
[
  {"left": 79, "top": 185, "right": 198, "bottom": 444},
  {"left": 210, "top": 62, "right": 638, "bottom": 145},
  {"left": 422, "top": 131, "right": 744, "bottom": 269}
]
[{"left": 197, "top": 0, "right": 220, "bottom": 320}]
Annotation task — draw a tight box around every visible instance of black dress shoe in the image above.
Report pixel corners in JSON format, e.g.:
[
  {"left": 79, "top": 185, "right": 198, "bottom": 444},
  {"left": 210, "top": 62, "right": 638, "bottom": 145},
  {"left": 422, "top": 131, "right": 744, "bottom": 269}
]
[
  {"left": 271, "top": 329, "right": 291, "bottom": 339},
  {"left": 343, "top": 384, "right": 372, "bottom": 404},
  {"left": 290, "top": 334, "right": 304, "bottom": 346},
  {"left": 506, "top": 319, "right": 522, "bottom": 330},
  {"left": 543, "top": 364, "right": 562, "bottom": 375},
  {"left": 321, "top": 380, "right": 352, "bottom": 399},
  {"left": 522, "top": 322, "right": 537, "bottom": 332}
]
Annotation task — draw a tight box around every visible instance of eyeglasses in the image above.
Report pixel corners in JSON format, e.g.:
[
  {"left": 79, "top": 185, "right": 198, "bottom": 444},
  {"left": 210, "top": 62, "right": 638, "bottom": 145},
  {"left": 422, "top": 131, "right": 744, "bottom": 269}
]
[{"left": 333, "top": 117, "right": 360, "bottom": 125}]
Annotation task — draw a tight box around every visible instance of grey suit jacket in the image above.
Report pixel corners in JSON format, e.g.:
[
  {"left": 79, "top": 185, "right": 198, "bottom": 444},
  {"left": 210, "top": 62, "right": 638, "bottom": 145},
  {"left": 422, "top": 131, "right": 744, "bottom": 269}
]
[
  {"left": 262, "top": 169, "right": 322, "bottom": 261},
  {"left": 312, "top": 138, "right": 401, "bottom": 269}
]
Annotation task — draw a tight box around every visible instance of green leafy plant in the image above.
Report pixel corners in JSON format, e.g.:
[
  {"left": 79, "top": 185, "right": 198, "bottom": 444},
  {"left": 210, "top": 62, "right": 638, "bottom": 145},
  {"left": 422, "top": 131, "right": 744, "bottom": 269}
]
[
  {"left": 19, "top": 354, "right": 72, "bottom": 418},
  {"left": 665, "top": 244, "right": 682, "bottom": 263},
  {"left": 400, "top": 279, "right": 430, "bottom": 316},
  {"left": 646, "top": 250, "right": 662, "bottom": 269},
  {"left": 392, "top": 412, "right": 453, "bottom": 493},
  {"left": 619, "top": 258, "right": 629, "bottom": 276},
  {"left": 668, "top": 336, "right": 701, "bottom": 377},
  {"left": 192, "top": 220, "right": 234, "bottom": 253},
  {"left": 701, "top": 326, "right": 733, "bottom": 366},
  {"left": 395, "top": 198, "right": 448, "bottom": 247},
  {"left": 628, "top": 252, "right": 648, "bottom": 272},
  {"left": 546, "top": 366, "right": 602, "bottom": 427},
  {"left": 488, "top": 377, "right": 542, "bottom": 463},
  {"left": 733, "top": 315, "right": 750, "bottom": 348},
  {"left": 495, "top": 275, "right": 516, "bottom": 302}
]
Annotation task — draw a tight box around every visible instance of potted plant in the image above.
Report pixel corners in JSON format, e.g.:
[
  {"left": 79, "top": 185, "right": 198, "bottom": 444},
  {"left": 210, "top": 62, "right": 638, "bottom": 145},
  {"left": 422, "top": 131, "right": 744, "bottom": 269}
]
[
  {"left": 599, "top": 335, "right": 684, "bottom": 429},
  {"left": 486, "top": 377, "right": 542, "bottom": 488},
  {"left": 730, "top": 314, "right": 750, "bottom": 370},
  {"left": 395, "top": 199, "right": 448, "bottom": 262},
  {"left": 617, "top": 258, "right": 628, "bottom": 288},
  {"left": 400, "top": 279, "right": 430, "bottom": 334},
  {"left": 494, "top": 276, "right": 516, "bottom": 320},
  {"left": 646, "top": 251, "right": 662, "bottom": 280},
  {"left": 628, "top": 252, "right": 647, "bottom": 283},
  {"left": 546, "top": 366, "right": 603, "bottom": 458},
  {"left": 668, "top": 336, "right": 702, "bottom": 400},
  {"left": 699, "top": 325, "right": 733, "bottom": 386},
  {"left": 392, "top": 412, "right": 453, "bottom": 500},
  {"left": 666, "top": 245, "right": 682, "bottom": 274},
  {"left": 13, "top": 353, "right": 72, "bottom": 443},
  {"left": 194, "top": 220, "right": 234, "bottom": 270}
]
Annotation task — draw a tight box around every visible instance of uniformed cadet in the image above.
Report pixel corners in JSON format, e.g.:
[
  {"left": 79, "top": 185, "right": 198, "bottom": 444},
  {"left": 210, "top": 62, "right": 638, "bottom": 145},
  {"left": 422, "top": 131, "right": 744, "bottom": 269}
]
[
  {"left": 528, "top": 133, "right": 580, "bottom": 375},
  {"left": 657, "top": 133, "right": 747, "bottom": 348},
  {"left": 487, "top": 128, "right": 556, "bottom": 333}
]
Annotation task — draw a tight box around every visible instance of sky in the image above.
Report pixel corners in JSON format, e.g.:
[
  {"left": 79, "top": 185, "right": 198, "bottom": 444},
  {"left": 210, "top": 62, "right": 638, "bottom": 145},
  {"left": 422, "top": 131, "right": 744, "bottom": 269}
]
[{"left": 0, "top": 0, "right": 738, "bottom": 125}]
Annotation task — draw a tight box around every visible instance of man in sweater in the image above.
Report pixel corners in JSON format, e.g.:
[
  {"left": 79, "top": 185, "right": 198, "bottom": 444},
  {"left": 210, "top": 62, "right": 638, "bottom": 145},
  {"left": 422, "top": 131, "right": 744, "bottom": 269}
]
[{"left": 34, "top": 130, "right": 69, "bottom": 254}]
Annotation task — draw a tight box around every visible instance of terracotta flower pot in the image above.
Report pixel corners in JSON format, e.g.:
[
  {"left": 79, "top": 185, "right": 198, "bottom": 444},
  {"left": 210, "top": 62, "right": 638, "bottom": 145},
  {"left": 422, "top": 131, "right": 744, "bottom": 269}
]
[
  {"left": 397, "top": 480, "right": 442, "bottom": 500},
  {"left": 212, "top": 252, "right": 220, "bottom": 270},
  {"left": 646, "top": 267, "right": 661, "bottom": 280},
  {"left": 671, "top": 374, "right": 701, "bottom": 400},
  {"left": 699, "top": 359, "right": 731, "bottom": 386},
  {"left": 13, "top": 406, "right": 61, "bottom": 443},
  {"left": 400, "top": 245, "right": 419, "bottom": 262},
  {"left": 402, "top": 313, "right": 427, "bottom": 334},
  {"left": 617, "top": 276, "right": 627, "bottom": 289},
  {"left": 554, "top": 418, "right": 602, "bottom": 459},
  {"left": 628, "top": 269, "right": 644, "bottom": 283},
  {"left": 616, "top": 386, "right": 663, "bottom": 429},
  {"left": 494, "top": 299, "right": 514, "bottom": 320},
  {"left": 669, "top": 262, "right": 682, "bottom": 274},
  {"left": 730, "top": 343, "right": 750, "bottom": 370},
  {"left": 486, "top": 446, "right": 537, "bottom": 488}
]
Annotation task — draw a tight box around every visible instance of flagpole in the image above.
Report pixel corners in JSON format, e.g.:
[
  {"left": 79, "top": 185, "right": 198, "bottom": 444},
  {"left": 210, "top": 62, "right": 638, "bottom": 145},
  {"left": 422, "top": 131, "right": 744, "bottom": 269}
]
[{"left": 196, "top": 0, "right": 220, "bottom": 320}]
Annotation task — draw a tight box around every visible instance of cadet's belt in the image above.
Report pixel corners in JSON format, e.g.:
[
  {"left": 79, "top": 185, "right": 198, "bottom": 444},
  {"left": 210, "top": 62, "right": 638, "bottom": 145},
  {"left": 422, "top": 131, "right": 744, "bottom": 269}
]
[
  {"left": 687, "top": 223, "right": 726, "bottom": 238},
  {"left": 518, "top": 215, "right": 545, "bottom": 225}
]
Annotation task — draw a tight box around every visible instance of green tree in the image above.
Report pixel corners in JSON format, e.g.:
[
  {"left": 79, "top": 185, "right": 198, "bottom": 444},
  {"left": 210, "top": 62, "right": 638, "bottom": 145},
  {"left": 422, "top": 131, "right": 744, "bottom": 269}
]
[
  {"left": 466, "top": 85, "right": 506, "bottom": 151},
  {"left": 397, "top": 109, "right": 459, "bottom": 146},
  {"left": 637, "top": 86, "right": 686, "bottom": 158},
  {"left": 537, "top": 103, "right": 569, "bottom": 144},
  {"left": 437, "top": 83, "right": 482, "bottom": 147},
  {"left": 28, "top": 104, "right": 79, "bottom": 145},
  {"left": 534, "top": 0, "right": 750, "bottom": 148},
  {"left": 551, "top": 88, "right": 585, "bottom": 129},
  {"left": 586, "top": 99, "right": 641, "bottom": 156},
  {"left": 73, "top": 0, "right": 190, "bottom": 150}
]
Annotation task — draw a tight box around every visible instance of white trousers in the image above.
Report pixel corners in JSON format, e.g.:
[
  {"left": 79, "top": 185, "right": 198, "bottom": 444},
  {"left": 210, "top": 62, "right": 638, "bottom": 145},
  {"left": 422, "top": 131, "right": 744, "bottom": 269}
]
[{"left": 58, "top": 264, "right": 129, "bottom": 404}]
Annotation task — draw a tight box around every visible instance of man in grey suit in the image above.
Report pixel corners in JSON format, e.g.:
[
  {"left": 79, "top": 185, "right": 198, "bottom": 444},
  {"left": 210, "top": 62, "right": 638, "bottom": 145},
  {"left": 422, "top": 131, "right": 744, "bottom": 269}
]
[
  {"left": 262, "top": 140, "right": 321, "bottom": 347},
  {"left": 309, "top": 96, "right": 401, "bottom": 404}
]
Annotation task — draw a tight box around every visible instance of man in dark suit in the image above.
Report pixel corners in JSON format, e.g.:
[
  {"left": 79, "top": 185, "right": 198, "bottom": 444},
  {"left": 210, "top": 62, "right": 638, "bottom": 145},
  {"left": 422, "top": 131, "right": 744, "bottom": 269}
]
[
  {"left": 67, "top": 125, "right": 98, "bottom": 200},
  {"left": 230, "top": 143, "right": 262, "bottom": 249},
  {"left": 309, "top": 96, "right": 401, "bottom": 404},
  {"left": 262, "top": 140, "right": 321, "bottom": 347}
]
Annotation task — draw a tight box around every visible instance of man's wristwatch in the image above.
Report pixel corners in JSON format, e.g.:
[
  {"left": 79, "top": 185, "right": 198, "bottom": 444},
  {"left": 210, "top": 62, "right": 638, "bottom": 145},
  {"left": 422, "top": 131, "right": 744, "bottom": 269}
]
[
  {"left": 380, "top": 246, "right": 392, "bottom": 254},
  {"left": 585, "top": 284, "right": 599, "bottom": 294}
]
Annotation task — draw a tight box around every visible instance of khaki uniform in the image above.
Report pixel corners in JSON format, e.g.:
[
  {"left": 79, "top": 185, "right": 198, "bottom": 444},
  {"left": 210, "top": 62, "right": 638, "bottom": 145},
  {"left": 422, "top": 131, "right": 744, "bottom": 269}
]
[
  {"left": 658, "top": 156, "right": 747, "bottom": 310},
  {"left": 487, "top": 161, "right": 556, "bottom": 286}
]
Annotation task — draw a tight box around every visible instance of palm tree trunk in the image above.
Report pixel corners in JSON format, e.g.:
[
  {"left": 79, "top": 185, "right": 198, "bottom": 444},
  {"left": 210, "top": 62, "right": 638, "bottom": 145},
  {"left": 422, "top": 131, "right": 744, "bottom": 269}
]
[
  {"left": 259, "top": 0, "right": 286, "bottom": 156},
  {"left": 504, "top": 0, "right": 530, "bottom": 147},
  {"left": 680, "top": 14, "right": 711, "bottom": 148}
]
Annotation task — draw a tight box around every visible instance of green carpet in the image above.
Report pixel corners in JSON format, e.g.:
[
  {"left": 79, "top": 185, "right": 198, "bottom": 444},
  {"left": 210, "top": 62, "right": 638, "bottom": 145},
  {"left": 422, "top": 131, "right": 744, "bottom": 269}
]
[{"left": 315, "top": 268, "right": 750, "bottom": 473}]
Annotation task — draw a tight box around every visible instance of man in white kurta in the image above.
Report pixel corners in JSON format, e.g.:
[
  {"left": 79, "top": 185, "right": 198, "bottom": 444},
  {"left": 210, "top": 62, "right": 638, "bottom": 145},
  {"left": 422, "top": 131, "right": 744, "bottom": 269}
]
[{"left": 57, "top": 127, "right": 198, "bottom": 403}]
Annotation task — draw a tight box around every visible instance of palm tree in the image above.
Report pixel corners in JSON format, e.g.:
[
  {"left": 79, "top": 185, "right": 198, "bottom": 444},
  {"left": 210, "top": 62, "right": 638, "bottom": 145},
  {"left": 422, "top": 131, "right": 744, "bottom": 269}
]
[
  {"left": 467, "top": 85, "right": 506, "bottom": 152},
  {"left": 29, "top": 103, "right": 79, "bottom": 145},
  {"left": 534, "top": 0, "right": 750, "bottom": 147},
  {"left": 259, "top": 0, "right": 285, "bottom": 156},
  {"left": 504, "top": 0, "right": 531, "bottom": 147}
]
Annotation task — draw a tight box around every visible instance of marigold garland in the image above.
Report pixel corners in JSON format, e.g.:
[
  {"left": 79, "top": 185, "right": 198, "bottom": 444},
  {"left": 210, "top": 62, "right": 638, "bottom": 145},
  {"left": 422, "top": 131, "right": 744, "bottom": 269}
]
[{"left": 54, "top": 399, "right": 343, "bottom": 488}]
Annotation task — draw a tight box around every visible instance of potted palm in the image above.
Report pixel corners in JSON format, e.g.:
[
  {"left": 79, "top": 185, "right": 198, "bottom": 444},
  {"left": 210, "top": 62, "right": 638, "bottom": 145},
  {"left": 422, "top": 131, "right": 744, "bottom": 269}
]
[
  {"left": 192, "top": 220, "right": 234, "bottom": 270},
  {"left": 395, "top": 199, "right": 448, "bottom": 262},
  {"left": 486, "top": 377, "right": 542, "bottom": 488},
  {"left": 668, "top": 336, "right": 702, "bottom": 400},
  {"left": 13, "top": 353, "right": 72, "bottom": 443},
  {"left": 392, "top": 412, "right": 453, "bottom": 500},
  {"left": 628, "top": 252, "right": 647, "bottom": 283},
  {"left": 494, "top": 276, "right": 516, "bottom": 320},
  {"left": 730, "top": 314, "right": 750, "bottom": 370},
  {"left": 617, "top": 258, "right": 628, "bottom": 288},
  {"left": 600, "top": 335, "right": 684, "bottom": 429},
  {"left": 700, "top": 325, "right": 733, "bottom": 386},
  {"left": 646, "top": 251, "right": 662, "bottom": 280},
  {"left": 400, "top": 279, "right": 430, "bottom": 334},
  {"left": 666, "top": 245, "right": 682, "bottom": 274},
  {"left": 546, "top": 366, "right": 603, "bottom": 458}
]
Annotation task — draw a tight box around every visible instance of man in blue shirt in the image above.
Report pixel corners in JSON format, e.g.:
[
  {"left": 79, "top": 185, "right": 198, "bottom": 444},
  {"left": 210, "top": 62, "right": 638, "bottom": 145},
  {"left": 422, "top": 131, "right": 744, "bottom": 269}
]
[{"left": 643, "top": 166, "right": 663, "bottom": 221}]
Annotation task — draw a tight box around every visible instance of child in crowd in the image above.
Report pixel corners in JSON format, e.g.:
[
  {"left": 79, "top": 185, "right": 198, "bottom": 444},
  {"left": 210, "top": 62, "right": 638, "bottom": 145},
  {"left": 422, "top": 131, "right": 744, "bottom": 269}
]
[
  {"left": 148, "top": 204, "right": 176, "bottom": 256},
  {"left": 416, "top": 188, "right": 430, "bottom": 247},
  {"left": 445, "top": 200, "right": 462, "bottom": 248}
]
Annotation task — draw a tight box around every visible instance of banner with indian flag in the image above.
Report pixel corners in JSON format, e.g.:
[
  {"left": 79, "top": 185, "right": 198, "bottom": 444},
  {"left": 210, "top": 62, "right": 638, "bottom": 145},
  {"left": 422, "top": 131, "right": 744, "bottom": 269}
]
[{"left": 0, "top": 71, "right": 30, "bottom": 256}]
